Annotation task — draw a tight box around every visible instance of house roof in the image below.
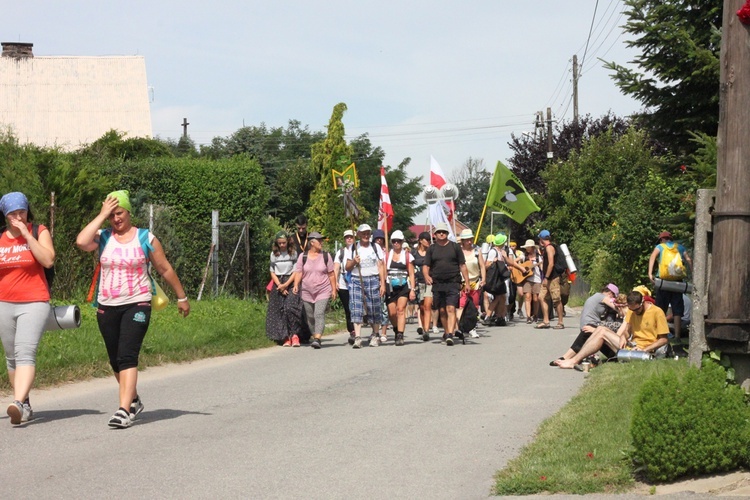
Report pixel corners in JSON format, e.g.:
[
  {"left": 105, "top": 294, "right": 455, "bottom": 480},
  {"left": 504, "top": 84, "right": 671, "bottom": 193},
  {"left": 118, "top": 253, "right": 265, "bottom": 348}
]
[{"left": 0, "top": 55, "right": 152, "bottom": 150}]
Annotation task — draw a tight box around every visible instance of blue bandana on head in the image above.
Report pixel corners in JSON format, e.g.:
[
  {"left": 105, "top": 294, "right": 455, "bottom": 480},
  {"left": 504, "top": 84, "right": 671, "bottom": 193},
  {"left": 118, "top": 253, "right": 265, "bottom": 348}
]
[{"left": 0, "top": 192, "right": 29, "bottom": 217}]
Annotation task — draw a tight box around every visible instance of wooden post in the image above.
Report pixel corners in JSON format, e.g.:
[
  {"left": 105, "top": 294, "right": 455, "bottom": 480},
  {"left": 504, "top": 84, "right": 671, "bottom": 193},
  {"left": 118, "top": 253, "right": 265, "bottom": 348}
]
[
  {"left": 706, "top": 1, "right": 750, "bottom": 350},
  {"left": 572, "top": 54, "right": 579, "bottom": 123}
]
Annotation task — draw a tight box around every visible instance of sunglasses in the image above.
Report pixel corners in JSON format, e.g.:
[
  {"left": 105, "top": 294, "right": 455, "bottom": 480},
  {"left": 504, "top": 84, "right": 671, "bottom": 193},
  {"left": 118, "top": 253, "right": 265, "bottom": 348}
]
[
  {"left": 627, "top": 301, "right": 644, "bottom": 312},
  {"left": 435, "top": 230, "right": 448, "bottom": 235},
  {"left": 392, "top": 239, "right": 403, "bottom": 243}
]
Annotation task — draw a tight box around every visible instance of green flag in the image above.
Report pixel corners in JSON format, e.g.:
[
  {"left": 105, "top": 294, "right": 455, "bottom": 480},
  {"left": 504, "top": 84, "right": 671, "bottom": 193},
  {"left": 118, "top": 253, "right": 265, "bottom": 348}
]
[{"left": 485, "top": 161, "right": 540, "bottom": 224}]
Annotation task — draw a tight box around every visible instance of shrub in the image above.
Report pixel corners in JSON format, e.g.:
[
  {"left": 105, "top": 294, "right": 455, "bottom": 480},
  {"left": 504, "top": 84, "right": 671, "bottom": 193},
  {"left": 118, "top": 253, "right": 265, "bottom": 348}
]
[{"left": 630, "top": 362, "right": 750, "bottom": 482}]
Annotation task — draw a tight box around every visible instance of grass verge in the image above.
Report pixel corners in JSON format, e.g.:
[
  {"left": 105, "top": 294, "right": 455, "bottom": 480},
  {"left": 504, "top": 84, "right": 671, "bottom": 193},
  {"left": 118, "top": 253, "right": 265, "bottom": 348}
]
[
  {"left": 494, "top": 359, "right": 690, "bottom": 495},
  {"left": 1, "top": 298, "right": 345, "bottom": 394}
]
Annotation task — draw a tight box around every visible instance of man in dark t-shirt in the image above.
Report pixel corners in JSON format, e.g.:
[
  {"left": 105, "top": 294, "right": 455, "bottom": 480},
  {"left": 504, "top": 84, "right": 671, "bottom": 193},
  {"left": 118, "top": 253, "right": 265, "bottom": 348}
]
[{"left": 423, "top": 223, "right": 470, "bottom": 346}]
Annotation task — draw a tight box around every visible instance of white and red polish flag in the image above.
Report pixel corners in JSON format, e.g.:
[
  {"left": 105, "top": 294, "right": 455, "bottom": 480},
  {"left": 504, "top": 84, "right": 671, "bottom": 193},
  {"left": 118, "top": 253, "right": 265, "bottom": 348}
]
[
  {"left": 377, "top": 165, "right": 394, "bottom": 234},
  {"left": 430, "top": 155, "right": 454, "bottom": 220}
]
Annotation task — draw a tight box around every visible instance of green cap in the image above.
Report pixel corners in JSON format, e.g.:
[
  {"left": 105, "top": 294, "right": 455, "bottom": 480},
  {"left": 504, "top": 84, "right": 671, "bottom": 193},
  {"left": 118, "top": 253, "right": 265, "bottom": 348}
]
[
  {"left": 274, "top": 230, "right": 288, "bottom": 240},
  {"left": 107, "top": 190, "right": 132, "bottom": 213}
]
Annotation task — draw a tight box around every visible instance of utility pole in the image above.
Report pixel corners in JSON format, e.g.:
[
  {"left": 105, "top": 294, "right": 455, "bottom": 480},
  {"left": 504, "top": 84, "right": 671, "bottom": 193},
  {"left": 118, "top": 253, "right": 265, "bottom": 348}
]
[
  {"left": 705, "top": 0, "right": 750, "bottom": 387},
  {"left": 572, "top": 54, "right": 579, "bottom": 123},
  {"left": 546, "top": 107, "right": 553, "bottom": 158},
  {"left": 534, "top": 111, "right": 544, "bottom": 141},
  {"left": 181, "top": 118, "right": 190, "bottom": 138}
]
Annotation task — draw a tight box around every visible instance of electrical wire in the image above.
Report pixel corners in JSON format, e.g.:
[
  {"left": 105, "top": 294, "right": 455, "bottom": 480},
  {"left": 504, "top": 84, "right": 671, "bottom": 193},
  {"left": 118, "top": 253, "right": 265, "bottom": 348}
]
[{"left": 580, "top": 0, "right": 601, "bottom": 71}]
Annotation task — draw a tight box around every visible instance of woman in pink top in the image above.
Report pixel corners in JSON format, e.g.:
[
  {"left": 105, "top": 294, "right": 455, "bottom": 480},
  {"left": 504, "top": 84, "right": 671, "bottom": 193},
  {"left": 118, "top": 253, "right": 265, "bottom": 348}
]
[
  {"left": 0, "top": 192, "right": 55, "bottom": 425},
  {"left": 292, "top": 232, "right": 336, "bottom": 349},
  {"left": 76, "top": 190, "right": 189, "bottom": 429}
]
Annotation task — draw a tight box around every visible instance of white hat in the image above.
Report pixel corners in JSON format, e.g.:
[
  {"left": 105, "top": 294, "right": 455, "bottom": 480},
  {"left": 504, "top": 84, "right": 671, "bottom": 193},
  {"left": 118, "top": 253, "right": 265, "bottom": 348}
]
[
  {"left": 521, "top": 239, "right": 537, "bottom": 249},
  {"left": 343, "top": 229, "right": 354, "bottom": 237},
  {"left": 357, "top": 223, "right": 372, "bottom": 233},
  {"left": 391, "top": 230, "right": 405, "bottom": 240},
  {"left": 459, "top": 228, "right": 474, "bottom": 240},
  {"left": 433, "top": 222, "right": 450, "bottom": 233}
]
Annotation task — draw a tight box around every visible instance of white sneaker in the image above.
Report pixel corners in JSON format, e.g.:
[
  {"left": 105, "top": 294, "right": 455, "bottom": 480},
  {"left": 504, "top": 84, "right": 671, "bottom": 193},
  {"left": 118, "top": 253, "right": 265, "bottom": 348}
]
[
  {"left": 432, "top": 326, "right": 440, "bottom": 335},
  {"left": 370, "top": 335, "right": 380, "bottom": 347},
  {"left": 470, "top": 328, "right": 480, "bottom": 338},
  {"left": 380, "top": 335, "right": 387, "bottom": 343},
  {"left": 353, "top": 336, "right": 362, "bottom": 349}
]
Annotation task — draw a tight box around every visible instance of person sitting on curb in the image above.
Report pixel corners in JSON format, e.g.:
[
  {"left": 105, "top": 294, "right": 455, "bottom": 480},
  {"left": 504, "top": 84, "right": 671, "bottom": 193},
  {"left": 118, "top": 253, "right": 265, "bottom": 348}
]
[{"left": 555, "top": 290, "right": 669, "bottom": 370}]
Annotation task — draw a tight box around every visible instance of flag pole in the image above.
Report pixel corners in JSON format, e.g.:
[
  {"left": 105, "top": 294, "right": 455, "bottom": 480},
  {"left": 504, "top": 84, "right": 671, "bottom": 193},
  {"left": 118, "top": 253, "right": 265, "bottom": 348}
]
[{"left": 474, "top": 203, "right": 489, "bottom": 245}]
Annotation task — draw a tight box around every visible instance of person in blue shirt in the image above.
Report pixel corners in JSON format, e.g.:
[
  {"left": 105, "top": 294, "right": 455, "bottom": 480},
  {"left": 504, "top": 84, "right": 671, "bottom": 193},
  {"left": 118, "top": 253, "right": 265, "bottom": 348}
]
[{"left": 647, "top": 231, "right": 693, "bottom": 340}]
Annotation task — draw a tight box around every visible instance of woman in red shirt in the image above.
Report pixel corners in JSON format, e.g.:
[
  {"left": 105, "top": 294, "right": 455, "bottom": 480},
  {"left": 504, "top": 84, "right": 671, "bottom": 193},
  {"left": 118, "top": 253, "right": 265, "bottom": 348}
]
[{"left": 0, "top": 192, "right": 55, "bottom": 425}]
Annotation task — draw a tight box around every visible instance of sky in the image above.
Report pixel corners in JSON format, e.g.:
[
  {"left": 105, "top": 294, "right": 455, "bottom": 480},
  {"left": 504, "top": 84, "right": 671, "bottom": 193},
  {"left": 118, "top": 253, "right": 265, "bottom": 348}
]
[{"left": 4, "top": 0, "right": 642, "bottom": 197}]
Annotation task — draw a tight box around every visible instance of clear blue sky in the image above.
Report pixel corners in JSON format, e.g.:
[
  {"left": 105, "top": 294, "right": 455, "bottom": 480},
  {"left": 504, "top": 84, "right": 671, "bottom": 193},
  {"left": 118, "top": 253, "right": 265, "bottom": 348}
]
[{"left": 4, "top": 0, "right": 641, "bottom": 186}]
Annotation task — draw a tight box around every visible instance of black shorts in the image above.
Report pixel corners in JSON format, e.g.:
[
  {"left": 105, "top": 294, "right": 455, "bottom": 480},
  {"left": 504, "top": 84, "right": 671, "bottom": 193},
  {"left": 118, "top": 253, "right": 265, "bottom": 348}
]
[{"left": 431, "top": 282, "right": 461, "bottom": 309}]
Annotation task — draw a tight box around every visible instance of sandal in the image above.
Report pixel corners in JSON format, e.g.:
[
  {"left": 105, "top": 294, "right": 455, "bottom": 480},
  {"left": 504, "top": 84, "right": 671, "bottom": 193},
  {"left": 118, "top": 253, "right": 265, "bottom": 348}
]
[
  {"left": 553, "top": 324, "right": 565, "bottom": 330},
  {"left": 534, "top": 323, "right": 550, "bottom": 329},
  {"left": 549, "top": 356, "right": 564, "bottom": 366},
  {"left": 526, "top": 318, "right": 533, "bottom": 324}
]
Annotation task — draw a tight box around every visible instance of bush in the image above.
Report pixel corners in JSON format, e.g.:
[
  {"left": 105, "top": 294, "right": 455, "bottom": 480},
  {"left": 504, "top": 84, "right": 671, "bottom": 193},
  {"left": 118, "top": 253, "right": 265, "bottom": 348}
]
[{"left": 630, "top": 362, "right": 750, "bottom": 482}]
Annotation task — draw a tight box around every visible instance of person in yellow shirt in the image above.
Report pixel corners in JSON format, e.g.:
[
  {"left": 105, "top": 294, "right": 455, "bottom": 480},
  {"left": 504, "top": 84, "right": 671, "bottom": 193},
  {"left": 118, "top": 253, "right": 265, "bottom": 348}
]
[{"left": 556, "top": 291, "right": 669, "bottom": 369}]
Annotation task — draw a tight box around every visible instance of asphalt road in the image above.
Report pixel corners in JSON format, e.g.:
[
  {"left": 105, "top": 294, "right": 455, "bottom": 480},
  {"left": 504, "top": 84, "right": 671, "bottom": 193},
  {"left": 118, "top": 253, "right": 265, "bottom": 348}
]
[{"left": 0, "top": 311, "right": 585, "bottom": 499}]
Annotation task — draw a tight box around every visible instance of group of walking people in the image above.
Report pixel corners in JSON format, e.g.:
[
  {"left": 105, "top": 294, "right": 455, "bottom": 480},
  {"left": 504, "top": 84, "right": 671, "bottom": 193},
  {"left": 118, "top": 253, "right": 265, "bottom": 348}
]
[
  {"left": 1, "top": 190, "right": 189, "bottom": 428},
  {"left": 264, "top": 220, "right": 572, "bottom": 348}
]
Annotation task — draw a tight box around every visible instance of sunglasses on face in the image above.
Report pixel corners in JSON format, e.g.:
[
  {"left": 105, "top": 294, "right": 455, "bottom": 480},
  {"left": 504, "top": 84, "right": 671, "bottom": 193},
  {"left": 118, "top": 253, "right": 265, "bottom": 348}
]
[
  {"left": 627, "top": 301, "right": 644, "bottom": 312},
  {"left": 392, "top": 239, "right": 403, "bottom": 243},
  {"left": 435, "top": 231, "right": 448, "bottom": 235}
]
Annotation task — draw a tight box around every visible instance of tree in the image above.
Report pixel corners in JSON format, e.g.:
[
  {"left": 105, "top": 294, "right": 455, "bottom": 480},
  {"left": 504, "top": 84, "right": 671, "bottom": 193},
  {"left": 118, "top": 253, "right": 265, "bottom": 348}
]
[
  {"left": 350, "top": 134, "right": 424, "bottom": 233},
  {"left": 307, "top": 103, "right": 363, "bottom": 239},
  {"left": 603, "top": 0, "right": 722, "bottom": 157},
  {"left": 540, "top": 127, "right": 696, "bottom": 290},
  {"left": 450, "top": 157, "right": 491, "bottom": 227},
  {"left": 506, "top": 113, "right": 632, "bottom": 240}
]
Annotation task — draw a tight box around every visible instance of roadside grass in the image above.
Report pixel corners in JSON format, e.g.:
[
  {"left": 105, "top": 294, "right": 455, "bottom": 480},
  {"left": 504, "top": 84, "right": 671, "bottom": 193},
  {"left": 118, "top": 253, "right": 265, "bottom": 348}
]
[
  {"left": 494, "top": 359, "right": 690, "bottom": 495},
  {"left": 1, "top": 299, "right": 346, "bottom": 394}
]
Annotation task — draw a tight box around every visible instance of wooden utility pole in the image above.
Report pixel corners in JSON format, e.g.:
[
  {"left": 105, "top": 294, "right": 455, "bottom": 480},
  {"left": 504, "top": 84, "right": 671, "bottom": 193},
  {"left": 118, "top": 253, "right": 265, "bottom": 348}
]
[
  {"left": 572, "top": 54, "right": 579, "bottom": 123},
  {"left": 546, "top": 107, "right": 553, "bottom": 158},
  {"left": 181, "top": 118, "right": 190, "bottom": 138},
  {"left": 706, "top": 1, "right": 750, "bottom": 354}
]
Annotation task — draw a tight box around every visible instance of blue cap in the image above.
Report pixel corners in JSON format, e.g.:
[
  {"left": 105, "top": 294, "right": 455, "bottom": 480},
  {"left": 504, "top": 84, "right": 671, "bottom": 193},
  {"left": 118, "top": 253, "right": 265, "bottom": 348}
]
[
  {"left": 372, "top": 229, "right": 385, "bottom": 240},
  {"left": 0, "top": 192, "right": 29, "bottom": 217},
  {"left": 538, "top": 229, "right": 551, "bottom": 239}
]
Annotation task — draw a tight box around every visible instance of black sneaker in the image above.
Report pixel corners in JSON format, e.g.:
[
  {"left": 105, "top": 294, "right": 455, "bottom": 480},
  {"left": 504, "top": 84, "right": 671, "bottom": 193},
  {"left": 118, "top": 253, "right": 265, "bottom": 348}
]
[
  {"left": 445, "top": 334, "right": 454, "bottom": 346},
  {"left": 497, "top": 317, "right": 507, "bottom": 327},
  {"left": 417, "top": 327, "right": 424, "bottom": 337},
  {"left": 455, "top": 330, "right": 465, "bottom": 341},
  {"left": 311, "top": 339, "right": 322, "bottom": 349},
  {"left": 395, "top": 332, "right": 405, "bottom": 346},
  {"left": 347, "top": 332, "right": 356, "bottom": 345},
  {"left": 482, "top": 316, "right": 495, "bottom": 326}
]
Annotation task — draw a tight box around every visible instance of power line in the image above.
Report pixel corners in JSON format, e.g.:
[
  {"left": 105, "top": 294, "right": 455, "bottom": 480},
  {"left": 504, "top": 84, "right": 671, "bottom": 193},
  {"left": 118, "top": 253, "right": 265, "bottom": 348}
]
[{"left": 580, "top": 0, "right": 602, "bottom": 71}]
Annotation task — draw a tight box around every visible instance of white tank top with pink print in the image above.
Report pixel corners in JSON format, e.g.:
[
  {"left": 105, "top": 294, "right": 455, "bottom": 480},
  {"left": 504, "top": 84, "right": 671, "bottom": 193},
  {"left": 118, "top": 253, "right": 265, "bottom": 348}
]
[{"left": 97, "top": 229, "right": 154, "bottom": 306}]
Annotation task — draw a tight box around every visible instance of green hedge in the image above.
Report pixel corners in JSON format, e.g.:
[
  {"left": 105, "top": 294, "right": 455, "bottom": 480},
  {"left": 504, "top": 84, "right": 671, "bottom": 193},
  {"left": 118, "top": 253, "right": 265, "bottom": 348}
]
[{"left": 631, "top": 362, "right": 750, "bottom": 482}]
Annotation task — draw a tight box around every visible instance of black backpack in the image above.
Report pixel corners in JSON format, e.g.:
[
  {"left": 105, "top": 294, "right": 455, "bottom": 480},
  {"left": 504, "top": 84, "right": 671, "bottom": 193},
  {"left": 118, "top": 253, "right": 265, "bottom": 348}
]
[
  {"left": 552, "top": 243, "right": 568, "bottom": 277},
  {"left": 0, "top": 224, "right": 55, "bottom": 293},
  {"left": 458, "top": 298, "right": 479, "bottom": 334}
]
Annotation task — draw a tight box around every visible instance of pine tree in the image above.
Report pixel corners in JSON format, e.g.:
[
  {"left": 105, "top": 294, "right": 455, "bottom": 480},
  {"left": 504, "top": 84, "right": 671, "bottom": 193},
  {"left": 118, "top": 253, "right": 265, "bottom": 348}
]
[{"left": 604, "top": 0, "right": 722, "bottom": 157}]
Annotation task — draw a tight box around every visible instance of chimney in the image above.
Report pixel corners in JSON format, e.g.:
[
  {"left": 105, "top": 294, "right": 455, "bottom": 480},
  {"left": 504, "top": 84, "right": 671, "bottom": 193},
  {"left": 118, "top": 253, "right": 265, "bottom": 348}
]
[{"left": 2, "top": 42, "right": 34, "bottom": 59}]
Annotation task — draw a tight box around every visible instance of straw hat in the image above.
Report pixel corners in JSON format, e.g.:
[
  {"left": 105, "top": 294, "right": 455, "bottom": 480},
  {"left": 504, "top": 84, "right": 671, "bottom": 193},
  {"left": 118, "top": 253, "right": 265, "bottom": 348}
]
[{"left": 521, "top": 239, "right": 537, "bottom": 249}]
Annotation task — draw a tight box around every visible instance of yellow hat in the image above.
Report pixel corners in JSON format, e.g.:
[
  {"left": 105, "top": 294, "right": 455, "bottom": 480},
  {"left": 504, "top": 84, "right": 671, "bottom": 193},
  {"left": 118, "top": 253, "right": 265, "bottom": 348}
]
[
  {"left": 632, "top": 285, "right": 651, "bottom": 297},
  {"left": 486, "top": 234, "right": 495, "bottom": 244}
]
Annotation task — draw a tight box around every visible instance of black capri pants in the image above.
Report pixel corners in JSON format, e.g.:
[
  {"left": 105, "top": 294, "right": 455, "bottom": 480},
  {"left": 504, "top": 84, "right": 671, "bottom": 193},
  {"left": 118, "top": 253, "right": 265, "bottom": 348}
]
[{"left": 96, "top": 302, "right": 151, "bottom": 372}]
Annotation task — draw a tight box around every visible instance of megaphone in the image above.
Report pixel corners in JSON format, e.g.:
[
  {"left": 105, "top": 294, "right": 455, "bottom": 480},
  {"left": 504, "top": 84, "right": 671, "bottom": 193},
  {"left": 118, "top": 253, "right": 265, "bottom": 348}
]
[
  {"left": 440, "top": 183, "right": 459, "bottom": 201},
  {"left": 423, "top": 185, "right": 439, "bottom": 202}
]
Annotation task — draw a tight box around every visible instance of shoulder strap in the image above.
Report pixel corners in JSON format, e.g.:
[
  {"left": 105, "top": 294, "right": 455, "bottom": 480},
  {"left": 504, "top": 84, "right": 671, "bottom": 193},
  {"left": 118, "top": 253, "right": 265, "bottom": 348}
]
[
  {"left": 302, "top": 249, "right": 309, "bottom": 267},
  {"left": 98, "top": 228, "right": 112, "bottom": 255},
  {"left": 137, "top": 228, "right": 154, "bottom": 260}
]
